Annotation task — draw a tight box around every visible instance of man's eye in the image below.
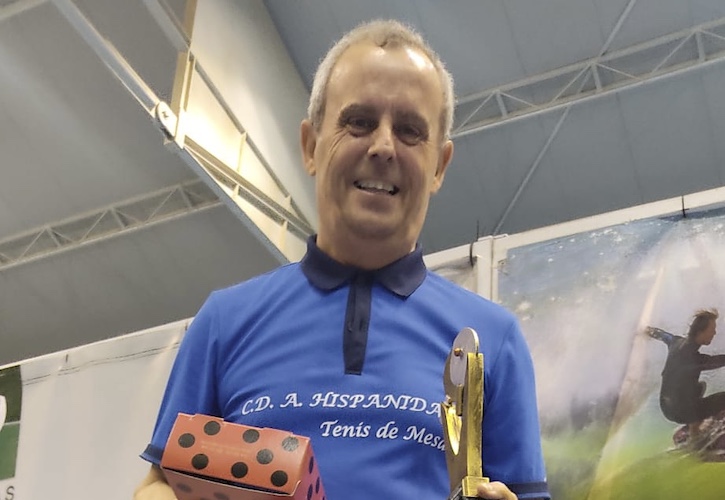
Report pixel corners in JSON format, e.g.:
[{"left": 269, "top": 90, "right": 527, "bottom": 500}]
[
  {"left": 346, "top": 117, "right": 375, "bottom": 133},
  {"left": 396, "top": 124, "right": 425, "bottom": 144}
]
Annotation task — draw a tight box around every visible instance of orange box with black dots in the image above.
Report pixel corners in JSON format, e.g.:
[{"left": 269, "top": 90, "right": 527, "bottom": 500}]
[{"left": 161, "top": 413, "right": 326, "bottom": 500}]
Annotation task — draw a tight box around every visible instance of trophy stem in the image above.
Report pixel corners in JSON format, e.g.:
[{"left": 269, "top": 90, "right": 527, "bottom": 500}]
[{"left": 441, "top": 328, "right": 489, "bottom": 499}]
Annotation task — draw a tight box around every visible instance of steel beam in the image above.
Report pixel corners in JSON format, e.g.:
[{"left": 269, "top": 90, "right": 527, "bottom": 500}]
[
  {"left": 598, "top": 0, "right": 638, "bottom": 57},
  {"left": 489, "top": 0, "right": 639, "bottom": 234},
  {"left": 453, "top": 17, "right": 725, "bottom": 138},
  {"left": 493, "top": 107, "right": 571, "bottom": 235},
  {"left": 48, "top": 0, "right": 312, "bottom": 263},
  {"left": 0, "top": 0, "right": 46, "bottom": 23},
  {"left": 144, "top": 2, "right": 308, "bottom": 224},
  {"left": 50, "top": 0, "right": 159, "bottom": 114},
  {"left": 0, "top": 180, "right": 221, "bottom": 272}
]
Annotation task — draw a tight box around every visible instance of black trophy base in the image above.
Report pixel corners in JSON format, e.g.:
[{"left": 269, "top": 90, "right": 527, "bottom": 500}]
[
  {"left": 447, "top": 485, "right": 476, "bottom": 500},
  {"left": 447, "top": 476, "right": 492, "bottom": 500}
]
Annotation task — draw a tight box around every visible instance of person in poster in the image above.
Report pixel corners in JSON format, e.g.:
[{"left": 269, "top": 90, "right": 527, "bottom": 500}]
[{"left": 647, "top": 309, "right": 725, "bottom": 446}]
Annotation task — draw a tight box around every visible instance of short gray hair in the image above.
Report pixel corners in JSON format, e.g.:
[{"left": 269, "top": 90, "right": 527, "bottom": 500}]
[{"left": 307, "top": 19, "right": 455, "bottom": 140}]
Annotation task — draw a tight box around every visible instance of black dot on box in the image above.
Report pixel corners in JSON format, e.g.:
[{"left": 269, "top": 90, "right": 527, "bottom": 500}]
[
  {"left": 231, "top": 461, "right": 248, "bottom": 479},
  {"left": 308, "top": 456, "right": 315, "bottom": 473},
  {"left": 176, "top": 482, "right": 192, "bottom": 493},
  {"left": 257, "top": 448, "right": 274, "bottom": 464},
  {"left": 243, "top": 429, "right": 260, "bottom": 443},
  {"left": 315, "top": 476, "right": 320, "bottom": 493},
  {"left": 271, "top": 470, "right": 288, "bottom": 487},
  {"left": 281, "top": 436, "right": 299, "bottom": 451},
  {"left": 307, "top": 484, "right": 313, "bottom": 500},
  {"left": 204, "top": 420, "right": 221, "bottom": 436},
  {"left": 191, "top": 453, "right": 209, "bottom": 470},
  {"left": 178, "top": 433, "right": 195, "bottom": 448}
]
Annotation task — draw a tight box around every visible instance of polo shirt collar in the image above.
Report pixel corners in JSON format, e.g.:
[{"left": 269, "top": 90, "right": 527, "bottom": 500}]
[{"left": 300, "top": 236, "right": 426, "bottom": 297}]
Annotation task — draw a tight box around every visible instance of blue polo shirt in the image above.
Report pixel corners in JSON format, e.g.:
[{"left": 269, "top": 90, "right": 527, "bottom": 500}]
[{"left": 143, "top": 237, "right": 549, "bottom": 499}]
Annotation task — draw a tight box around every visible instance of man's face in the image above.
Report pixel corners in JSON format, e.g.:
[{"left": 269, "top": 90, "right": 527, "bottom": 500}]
[
  {"left": 696, "top": 319, "right": 717, "bottom": 346},
  {"left": 301, "top": 42, "right": 453, "bottom": 261}
]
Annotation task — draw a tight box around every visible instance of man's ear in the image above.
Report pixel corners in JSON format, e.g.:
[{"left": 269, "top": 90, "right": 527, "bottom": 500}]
[
  {"left": 431, "top": 139, "right": 454, "bottom": 194},
  {"left": 300, "top": 119, "right": 317, "bottom": 176}
]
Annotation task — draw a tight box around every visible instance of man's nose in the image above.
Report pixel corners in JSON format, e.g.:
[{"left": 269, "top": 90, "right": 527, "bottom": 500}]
[{"left": 368, "top": 123, "right": 395, "bottom": 163}]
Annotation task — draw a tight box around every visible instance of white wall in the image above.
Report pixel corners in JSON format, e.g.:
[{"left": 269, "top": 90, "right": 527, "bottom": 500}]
[{"left": 190, "top": 0, "right": 317, "bottom": 225}]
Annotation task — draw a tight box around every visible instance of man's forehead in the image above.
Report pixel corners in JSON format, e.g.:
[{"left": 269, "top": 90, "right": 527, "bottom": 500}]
[
  {"left": 319, "top": 40, "right": 446, "bottom": 136},
  {"left": 336, "top": 40, "right": 434, "bottom": 69},
  {"left": 327, "top": 43, "right": 441, "bottom": 101}
]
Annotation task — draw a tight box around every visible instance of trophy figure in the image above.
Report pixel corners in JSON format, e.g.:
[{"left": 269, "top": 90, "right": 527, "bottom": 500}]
[{"left": 441, "top": 327, "right": 488, "bottom": 500}]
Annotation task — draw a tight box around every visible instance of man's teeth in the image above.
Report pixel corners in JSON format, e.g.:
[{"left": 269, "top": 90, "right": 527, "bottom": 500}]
[{"left": 354, "top": 180, "right": 398, "bottom": 194}]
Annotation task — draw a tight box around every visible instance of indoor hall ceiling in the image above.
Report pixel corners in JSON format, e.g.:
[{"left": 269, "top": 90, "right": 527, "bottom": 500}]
[
  {"left": 0, "top": 0, "right": 284, "bottom": 365},
  {"left": 264, "top": 0, "right": 725, "bottom": 252},
  {"left": 2, "top": 0, "right": 725, "bottom": 365}
]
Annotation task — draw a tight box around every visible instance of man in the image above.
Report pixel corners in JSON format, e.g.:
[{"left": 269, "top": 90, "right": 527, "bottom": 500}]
[
  {"left": 134, "top": 19, "right": 549, "bottom": 500},
  {"left": 647, "top": 309, "right": 725, "bottom": 437}
]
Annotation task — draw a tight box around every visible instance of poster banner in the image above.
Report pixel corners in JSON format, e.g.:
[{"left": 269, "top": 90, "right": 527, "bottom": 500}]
[
  {"left": 0, "top": 320, "right": 187, "bottom": 500},
  {"left": 497, "top": 207, "right": 725, "bottom": 499},
  {"left": 0, "top": 365, "right": 21, "bottom": 500}
]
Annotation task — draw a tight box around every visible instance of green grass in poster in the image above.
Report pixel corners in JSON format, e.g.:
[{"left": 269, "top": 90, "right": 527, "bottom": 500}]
[
  {"left": 0, "top": 422, "right": 20, "bottom": 480},
  {"left": 0, "top": 365, "right": 22, "bottom": 423},
  {"left": 542, "top": 408, "right": 725, "bottom": 500},
  {"left": 542, "top": 424, "right": 609, "bottom": 500},
  {"left": 590, "top": 451, "right": 725, "bottom": 500}
]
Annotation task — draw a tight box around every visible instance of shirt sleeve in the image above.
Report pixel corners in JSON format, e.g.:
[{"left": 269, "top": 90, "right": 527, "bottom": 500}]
[
  {"left": 482, "top": 317, "right": 550, "bottom": 499},
  {"left": 140, "top": 293, "right": 222, "bottom": 464},
  {"left": 698, "top": 353, "right": 725, "bottom": 371}
]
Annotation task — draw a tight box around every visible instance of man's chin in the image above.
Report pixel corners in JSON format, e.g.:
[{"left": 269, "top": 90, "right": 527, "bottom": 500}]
[{"left": 349, "top": 224, "right": 398, "bottom": 242}]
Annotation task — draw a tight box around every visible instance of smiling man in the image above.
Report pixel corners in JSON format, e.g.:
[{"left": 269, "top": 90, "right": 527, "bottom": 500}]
[
  {"left": 134, "top": 20, "right": 549, "bottom": 500},
  {"left": 300, "top": 39, "right": 452, "bottom": 270}
]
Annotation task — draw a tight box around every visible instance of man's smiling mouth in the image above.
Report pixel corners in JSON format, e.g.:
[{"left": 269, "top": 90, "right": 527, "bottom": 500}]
[{"left": 354, "top": 180, "right": 399, "bottom": 195}]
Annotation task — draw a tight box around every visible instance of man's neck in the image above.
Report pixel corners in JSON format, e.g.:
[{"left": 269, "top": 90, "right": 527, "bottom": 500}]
[{"left": 316, "top": 234, "right": 415, "bottom": 270}]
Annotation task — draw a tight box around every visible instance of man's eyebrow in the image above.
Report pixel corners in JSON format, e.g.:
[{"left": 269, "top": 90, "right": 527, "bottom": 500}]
[
  {"left": 338, "top": 104, "right": 376, "bottom": 120},
  {"left": 394, "top": 110, "right": 429, "bottom": 131}
]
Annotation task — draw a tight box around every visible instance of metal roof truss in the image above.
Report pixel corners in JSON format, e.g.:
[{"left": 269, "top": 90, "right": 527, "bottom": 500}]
[{"left": 454, "top": 16, "right": 725, "bottom": 138}]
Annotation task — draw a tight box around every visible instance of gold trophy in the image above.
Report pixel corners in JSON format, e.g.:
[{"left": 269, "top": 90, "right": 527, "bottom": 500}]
[{"left": 441, "top": 327, "right": 489, "bottom": 500}]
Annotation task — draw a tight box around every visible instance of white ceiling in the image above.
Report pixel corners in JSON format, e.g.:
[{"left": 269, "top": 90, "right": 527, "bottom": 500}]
[{"left": 2, "top": 0, "right": 725, "bottom": 365}]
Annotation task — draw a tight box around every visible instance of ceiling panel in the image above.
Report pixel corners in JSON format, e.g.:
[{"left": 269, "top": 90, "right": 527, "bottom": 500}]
[
  {"left": 0, "top": 3, "right": 193, "bottom": 236},
  {"left": 263, "top": 0, "right": 343, "bottom": 87},
  {"left": 488, "top": 115, "right": 573, "bottom": 235},
  {"left": 471, "top": 118, "right": 556, "bottom": 230},
  {"left": 421, "top": 137, "right": 497, "bottom": 252},
  {"left": 0, "top": 1, "right": 286, "bottom": 365},
  {"left": 605, "top": 0, "right": 694, "bottom": 52},
  {"left": 701, "top": 64, "right": 725, "bottom": 174},
  {"left": 73, "top": 0, "right": 178, "bottom": 99},
  {"left": 416, "top": 0, "right": 524, "bottom": 95},
  {"left": 505, "top": 0, "right": 604, "bottom": 76},
  {"left": 422, "top": 117, "right": 555, "bottom": 247},
  {"left": 591, "top": 0, "right": 636, "bottom": 46},
  {"left": 324, "top": 0, "right": 422, "bottom": 30},
  {"left": 0, "top": 206, "right": 279, "bottom": 366},
  {"left": 687, "top": 0, "right": 725, "bottom": 25},
  {"left": 537, "top": 95, "right": 644, "bottom": 217},
  {"left": 619, "top": 71, "right": 722, "bottom": 201}
]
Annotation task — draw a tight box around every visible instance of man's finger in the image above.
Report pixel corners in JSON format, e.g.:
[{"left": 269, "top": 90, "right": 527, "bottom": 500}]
[{"left": 476, "top": 481, "right": 518, "bottom": 500}]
